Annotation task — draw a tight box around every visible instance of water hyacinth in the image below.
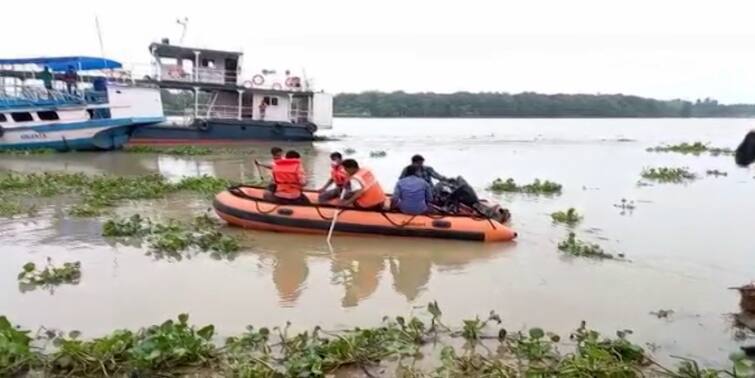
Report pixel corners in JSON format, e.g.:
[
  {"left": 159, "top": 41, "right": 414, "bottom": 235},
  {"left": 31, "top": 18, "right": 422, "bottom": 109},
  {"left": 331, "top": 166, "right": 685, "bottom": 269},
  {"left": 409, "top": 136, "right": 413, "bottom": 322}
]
[
  {"left": 640, "top": 167, "right": 697, "bottom": 184},
  {"left": 17, "top": 258, "right": 81, "bottom": 288},
  {"left": 103, "top": 214, "right": 240, "bottom": 256},
  {"left": 1, "top": 304, "right": 748, "bottom": 377},
  {"left": 369, "top": 150, "right": 387, "bottom": 158},
  {"left": 488, "top": 177, "right": 562, "bottom": 194},
  {"left": 0, "top": 172, "right": 240, "bottom": 217},
  {"left": 550, "top": 208, "right": 583, "bottom": 225},
  {"left": 558, "top": 233, "right": 615, "bottom": 260},
  {"left": 123, "top": 145, "right": 215, "bottom": 155},
  {"left": 646, "top": 141, "right": 734, "bottom": 156}
]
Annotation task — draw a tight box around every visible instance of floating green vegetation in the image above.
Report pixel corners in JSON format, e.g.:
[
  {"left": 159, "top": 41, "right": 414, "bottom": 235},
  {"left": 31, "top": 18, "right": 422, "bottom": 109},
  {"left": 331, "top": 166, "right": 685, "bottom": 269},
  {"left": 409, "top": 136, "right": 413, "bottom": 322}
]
[
  {"left": 123, "top": 145, "right": 215, "bottom": 155},
  {"left": 0, "top": 199, "right": 36, "bottom": 218},
  {"left": 558, "top": 232, "right": 616, "bottom": 260},
  {"left": 550, "top": 208, "right": 583, "bottom": 225},
  {"left": 369, "top": 150, "right": 387, "bottom": 158},
  {"left": 3, "top": 304, "right": 746, "bottom": 377},
  {"left": 706, "top": 169, "right": 728, "bottom": 177},
  {"left": 0, "top": 172, "right": 238, "bottom": 217},
  {"left": 344, "top": 147, "right": 356, "bottom": 155},
  {"left": 17, "top": 258, "right": 81, "bottom": 288},
  {"left": 103, "top": 214, "right": 240, "bottom": 256},
  {"left": 0, "top": 148, "right": 56, "bottom": 155},
  {"left": 488, "top": 178, "right": 563, "bottom": 195},
  {"left": 641, "top": 167, "right": 697, "bottom": 183},
  {"left": 647, "top": 142, "right": 734, "bottom": 156}
]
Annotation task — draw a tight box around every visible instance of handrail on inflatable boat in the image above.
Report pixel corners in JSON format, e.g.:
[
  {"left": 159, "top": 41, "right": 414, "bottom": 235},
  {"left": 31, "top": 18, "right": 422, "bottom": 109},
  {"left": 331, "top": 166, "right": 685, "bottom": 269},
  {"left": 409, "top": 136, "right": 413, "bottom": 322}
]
[{"left": 225, "top": 184, "right": 497, "bottom": 229}]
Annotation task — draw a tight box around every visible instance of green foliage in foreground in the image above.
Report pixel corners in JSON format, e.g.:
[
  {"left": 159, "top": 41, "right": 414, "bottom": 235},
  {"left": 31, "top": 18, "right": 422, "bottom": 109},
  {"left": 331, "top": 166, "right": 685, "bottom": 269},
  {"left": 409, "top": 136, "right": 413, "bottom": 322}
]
[
  {"left": 641, "top": 167, "right": 697, "bottom": 184},
  {"left": 0, "top": 172, "right": 239, "bottom": 217},
  {"left": 102, "top": 214, "right": 240, "bottom": 256},
  {"left": 558, "top": 232, "right": 616, "bottom": 260},
  {"left": 0, "top": 316, "right": 38, "bottom": 376},
  {"left": 551, "top": 208, "right": 583, "bottom": 225},
  {"left": 647, "top": 142, "right": 734, "bottom": 156},
  {"left": 488, "top": 178, "right": 563, "bottom": 195},
  {"left": 2, "top": 304, "right": 751, "bottom": 377},
  {"left": 17, "top": 259, "right": 81, "bottom": 288}
]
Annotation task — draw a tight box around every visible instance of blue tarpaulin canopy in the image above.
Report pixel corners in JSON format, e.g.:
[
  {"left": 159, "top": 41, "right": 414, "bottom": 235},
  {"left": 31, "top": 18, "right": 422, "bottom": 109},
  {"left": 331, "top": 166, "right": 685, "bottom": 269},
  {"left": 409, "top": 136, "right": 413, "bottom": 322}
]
[{"left": 0, "top": 56, "right": 122, "bottom": 72}]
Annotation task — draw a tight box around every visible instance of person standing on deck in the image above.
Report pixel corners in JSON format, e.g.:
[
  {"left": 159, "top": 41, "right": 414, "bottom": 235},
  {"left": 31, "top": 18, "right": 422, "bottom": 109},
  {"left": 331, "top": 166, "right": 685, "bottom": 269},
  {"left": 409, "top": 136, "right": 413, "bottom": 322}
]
[
  {"left": 392, "top": 165, "right": 433, "bottom": 215},
  {"left": 63, "top": 65, "right": 78, "bottom": 95},
  {"left": 318, "top": 152, "right": 348, "bottom": 202},
  {"left": 39, "top": 67, "right": 54, "bottom": 94},
  {"left": 399, "top": 154, "right": 447, "bottom": 185},
  {"left": 340, "top": 159, "right": 386, "bottom": 211},
  {"left": 258, "top": 97, "right": 268, "bottom": 120}
]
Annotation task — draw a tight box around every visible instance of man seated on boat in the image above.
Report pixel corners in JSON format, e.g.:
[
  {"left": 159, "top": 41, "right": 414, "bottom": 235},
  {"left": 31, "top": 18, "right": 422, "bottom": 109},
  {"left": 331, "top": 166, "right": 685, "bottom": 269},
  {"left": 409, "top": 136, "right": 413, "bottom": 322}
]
[
  {"left": 392, "top": 165, "right": 432, "bottom": 215},
  {"left": 399, "top": 154, "right": 447, "bottom": 185},
  {"left": 339, "top": 159, "right": 387, "bottom": 211},
  {"left": 255, "top": 147, "right": 283, "bottom": 170},
  {"left": 264, "top": 150, "right": 309, "bottom": 204},
  {"left": 318, "top": 152, "right": 348, "bottom": 202}
]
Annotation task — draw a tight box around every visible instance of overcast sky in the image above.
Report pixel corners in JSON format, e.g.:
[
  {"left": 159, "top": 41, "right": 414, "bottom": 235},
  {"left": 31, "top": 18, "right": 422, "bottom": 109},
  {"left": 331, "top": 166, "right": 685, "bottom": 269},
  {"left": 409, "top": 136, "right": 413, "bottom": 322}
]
[{"left": 3, "top": 0, "right": 755, "bottom": 103}]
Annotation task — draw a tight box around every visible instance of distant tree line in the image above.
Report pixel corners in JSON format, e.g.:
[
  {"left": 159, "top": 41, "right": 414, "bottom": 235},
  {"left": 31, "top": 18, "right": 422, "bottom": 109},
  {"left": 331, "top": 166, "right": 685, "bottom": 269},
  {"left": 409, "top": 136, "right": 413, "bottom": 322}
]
[{"left": 333, "top": 91, "right": 755, "bottom": 118}]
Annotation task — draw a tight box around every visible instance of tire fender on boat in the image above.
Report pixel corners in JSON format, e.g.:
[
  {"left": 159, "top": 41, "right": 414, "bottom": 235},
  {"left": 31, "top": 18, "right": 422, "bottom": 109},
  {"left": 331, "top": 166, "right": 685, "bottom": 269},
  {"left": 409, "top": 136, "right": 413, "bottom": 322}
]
[
  {"left": 304, "top": 122, "right": 317, "bottom": 134},
  {"left": 195, "top": 119, "right": 210, "bottom": 131},
  {"left": 0, "top": 125, "right": 4, "bottom": 138}
]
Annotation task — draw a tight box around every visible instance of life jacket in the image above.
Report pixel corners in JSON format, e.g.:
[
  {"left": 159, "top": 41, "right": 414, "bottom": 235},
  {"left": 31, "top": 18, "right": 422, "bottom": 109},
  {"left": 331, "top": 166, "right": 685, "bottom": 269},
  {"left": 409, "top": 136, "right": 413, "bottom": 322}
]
[
  {"left": 351, "top": 168, "right": 386, "bottom": 208},
  {"left": 272, "top": 158, "right": 305, "bottom": 199},
  {"left": 331, "top": 164, "right": 348, "bottom": 187}
]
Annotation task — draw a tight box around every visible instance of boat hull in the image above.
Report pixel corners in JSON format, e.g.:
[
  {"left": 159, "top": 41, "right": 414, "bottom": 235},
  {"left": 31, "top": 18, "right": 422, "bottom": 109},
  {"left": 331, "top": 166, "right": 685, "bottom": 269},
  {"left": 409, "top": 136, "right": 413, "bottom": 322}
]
[
  {"left": 129, "top": 119, "right": 315, "bottom": 144},
  {"left": 0, "top": 118, "right": 140, "bottom": 151},
  {"left": 213, "top": 186, "right": 517, "bottom": 242}
]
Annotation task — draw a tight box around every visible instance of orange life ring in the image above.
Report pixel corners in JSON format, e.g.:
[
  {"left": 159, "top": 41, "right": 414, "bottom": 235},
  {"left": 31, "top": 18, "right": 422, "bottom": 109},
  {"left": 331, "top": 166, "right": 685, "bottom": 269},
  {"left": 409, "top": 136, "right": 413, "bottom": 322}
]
[
  {"left": 271, "top": 82, "right": 283, "bottom": 90},
  {"left": 252, "top": 74, "right": 265, "bottom": 86}
]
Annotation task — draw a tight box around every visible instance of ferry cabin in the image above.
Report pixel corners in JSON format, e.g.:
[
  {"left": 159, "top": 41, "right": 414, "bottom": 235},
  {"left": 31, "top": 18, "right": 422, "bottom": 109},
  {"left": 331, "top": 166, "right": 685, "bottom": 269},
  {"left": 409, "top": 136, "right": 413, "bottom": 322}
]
[{"left": 146, "top": 41, "right": 333, "bottom": 130}]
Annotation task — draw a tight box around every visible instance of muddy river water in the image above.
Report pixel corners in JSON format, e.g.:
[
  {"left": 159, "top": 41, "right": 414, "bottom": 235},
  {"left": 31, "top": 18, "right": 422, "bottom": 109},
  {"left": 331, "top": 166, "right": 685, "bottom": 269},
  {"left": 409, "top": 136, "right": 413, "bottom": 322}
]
[{"left": 1, "top": 118, "right": 753, "bottom": 367}]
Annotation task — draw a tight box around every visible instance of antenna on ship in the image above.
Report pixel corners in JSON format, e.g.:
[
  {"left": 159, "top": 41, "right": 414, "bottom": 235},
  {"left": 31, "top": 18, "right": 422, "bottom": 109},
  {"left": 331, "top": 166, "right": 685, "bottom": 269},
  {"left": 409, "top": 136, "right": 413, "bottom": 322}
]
[
  {"left": 94, "top": 15, "right": 109, "bottom": 72},
  {"left": 176, "top": 17, "right": 189, "bottom": 45}
]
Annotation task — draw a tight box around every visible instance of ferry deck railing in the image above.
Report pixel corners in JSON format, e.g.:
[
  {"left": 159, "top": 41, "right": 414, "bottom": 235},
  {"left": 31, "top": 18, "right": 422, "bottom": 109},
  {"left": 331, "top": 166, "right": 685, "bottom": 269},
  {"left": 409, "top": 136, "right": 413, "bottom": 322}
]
[{"left": 0, "top": 84, "right": 87, "bottom": 109}]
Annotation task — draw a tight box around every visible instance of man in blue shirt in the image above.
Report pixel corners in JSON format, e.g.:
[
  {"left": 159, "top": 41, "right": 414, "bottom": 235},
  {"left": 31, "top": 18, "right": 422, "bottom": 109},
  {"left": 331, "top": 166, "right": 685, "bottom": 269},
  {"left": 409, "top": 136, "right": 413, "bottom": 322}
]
[
  {"left": 398, "top": 154, "right": 447, "bottom": 186},
  {"left": 392, "top": 165, "right": 433, "bottom": 215}
]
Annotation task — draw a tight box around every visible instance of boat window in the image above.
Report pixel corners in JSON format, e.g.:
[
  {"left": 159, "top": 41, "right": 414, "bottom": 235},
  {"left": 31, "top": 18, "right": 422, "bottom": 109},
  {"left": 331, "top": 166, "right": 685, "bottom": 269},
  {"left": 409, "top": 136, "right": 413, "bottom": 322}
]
[
  {"left": 11, "top": 112, "right": 33, "bottom": 122},
  {"left": 37, "top": 111, "right": 60, "bottom": 121},
  {"left": 202, "top": 59, "right": 215, "bottom": 68},
  {"left": 0, "top": 114, "right": 6, "bottom": 122},
  {"left": 264, "top": 96, "right": 279, "bottom": 106}
]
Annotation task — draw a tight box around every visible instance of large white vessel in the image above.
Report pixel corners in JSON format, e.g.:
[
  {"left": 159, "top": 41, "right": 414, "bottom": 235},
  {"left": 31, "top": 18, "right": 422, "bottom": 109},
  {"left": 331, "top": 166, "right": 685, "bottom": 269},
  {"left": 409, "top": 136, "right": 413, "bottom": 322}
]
[
  {"left": 127, "top": 40, "right": 333, "bottom": 144},
  {"left": 0, "top": 57, "right": 164, "bottom": 151}
]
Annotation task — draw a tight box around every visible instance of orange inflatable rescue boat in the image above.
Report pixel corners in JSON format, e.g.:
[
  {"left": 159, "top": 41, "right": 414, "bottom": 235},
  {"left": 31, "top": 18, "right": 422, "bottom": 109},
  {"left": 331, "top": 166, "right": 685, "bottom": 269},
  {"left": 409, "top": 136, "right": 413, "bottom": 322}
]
[{"left": 214, "top": 186, "right": 517, "bottom": 242}]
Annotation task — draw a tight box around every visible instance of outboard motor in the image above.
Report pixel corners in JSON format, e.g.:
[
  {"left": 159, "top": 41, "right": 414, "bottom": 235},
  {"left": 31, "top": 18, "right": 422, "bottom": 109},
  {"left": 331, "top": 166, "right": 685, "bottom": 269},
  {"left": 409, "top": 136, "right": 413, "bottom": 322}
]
[{"left": 433, "top": 176, "right": 511, "bottom": 223}]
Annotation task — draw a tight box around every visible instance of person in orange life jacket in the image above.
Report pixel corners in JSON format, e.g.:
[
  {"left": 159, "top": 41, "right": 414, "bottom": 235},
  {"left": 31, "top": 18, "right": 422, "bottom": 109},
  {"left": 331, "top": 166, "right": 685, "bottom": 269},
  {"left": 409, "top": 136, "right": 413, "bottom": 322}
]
[
  {"left": 255, "top": 146, "right": 283, "bottom": 170},
  {"left": 264, "top": 150, "right": 309, "bottom": 204},
  {"left": 318, "top": 152, "right": 349, "bottom": 202},
  {"left": 255, "top": 147, "right": 284, "bottom": 192},
  {"left": 339, "top": 159, "right": 387, "bottom": 211}
]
